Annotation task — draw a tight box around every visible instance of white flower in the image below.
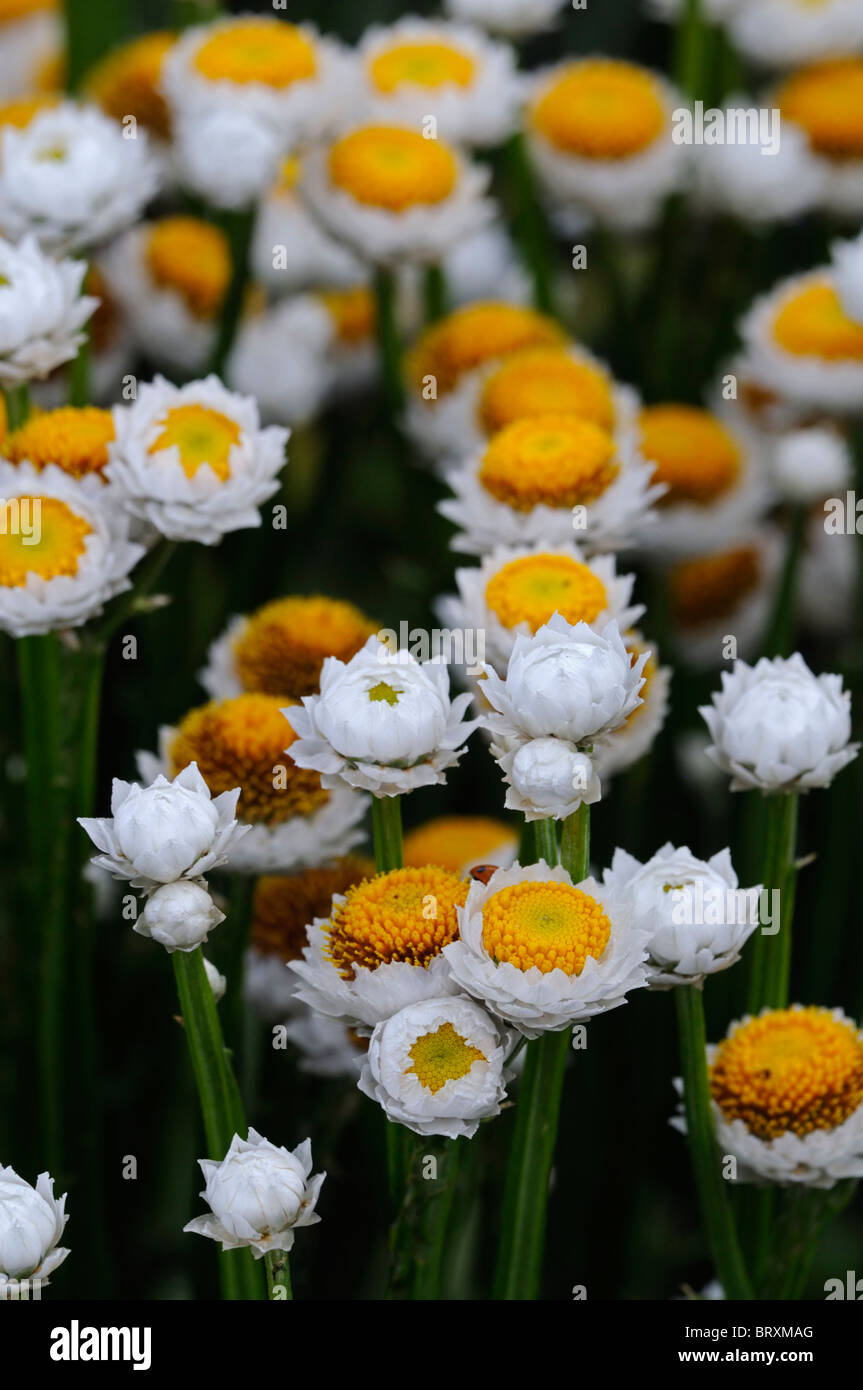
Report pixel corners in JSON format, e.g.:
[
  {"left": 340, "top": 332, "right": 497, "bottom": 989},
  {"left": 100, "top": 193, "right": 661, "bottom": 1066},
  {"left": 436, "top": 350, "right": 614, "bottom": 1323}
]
[
  {"left": 0, "top": 236, "right": 98, "bottom": 386},
  {"left": 359, "top": 995, "right": 512, "bottom": 1139},
  {"left": 0, "top": 463, "right": 144, "bottom": 638},
  {"left": 0, "top": 102, "right": 159, "bottom": 253},
  {"left": 135, "top": 879, "right": 225, "bottom": 954},
  {"left": 441, "top": 222, "right": 531, "bottom": 309},
  {"left": 79, "top": 762, "right": 249, "bottom": 890},
  {"left": 773, "top": 427, "right": 852, "bottom": 505},
  {"left": 482, "top": 615, "right": 646, "bottom": 746},
  {"left": 667, "top": 529, "right": 784, "bottom": 671},
  {"left": 593, "top": 634, "right": 671, "bottom": 782},
  {"left": 494, "top": 737, "right": 602, "bottom": 821},
  {"left": 226, "top": 297, "right": 334, "bottom": 428},
  {"left": 0, "top": 1166, "right": 69, "bottom": 1289},
  {"left": 727, "top": 0, "right": 863, "bottom": 70},
  {"left": 244, "top": 947, "right": 301, "bottom": 1023},
  {"left": 173, "top": 105, "right": 282, "bottom": 210},
  {"left": 603, "top": 844, "right": 760, "bottom": 988},
  {"left": 301, "top": 124, "right": 494, "bottom": 267},
  {"left": 692, "top": 108, "right": 825, "bottom": 224},
  {"left": 443, "top": 0, "right": 568, "bottom": 38},
  {"left": 831, "top": 230, "right": 863, "bottom": 325},
  {"left": 445, "top": 860, "right": 650, "bottom": 1037},
  {"left": 203, "top": 957, "right": 226, "bottom": 1003},
  {"left": 284, "top": 637, "right": 479, "bottom": 797},
  {"left": 700, "top": 653, "right": 859, "bottom": 793},
  {"left": 799, "top": 514, "right": 859, "bottom": 638},
  {"left": 183, "top": 1129, "right": 324, "bottom": 1258},
  {"left": 0, "top": 8, "right": 61, "bottom": 103},
  {"left": 107, "top": 375, "right": 288, "bottom": 545},
  {"left": 284, "top": 1005, "right": 366, "bottom": 1079},
  {"left": 357, "top": 17, "right": 523, "bottom": 149},
  {"left": 251, "top": 163, "right": 364, "bottom": 294}
]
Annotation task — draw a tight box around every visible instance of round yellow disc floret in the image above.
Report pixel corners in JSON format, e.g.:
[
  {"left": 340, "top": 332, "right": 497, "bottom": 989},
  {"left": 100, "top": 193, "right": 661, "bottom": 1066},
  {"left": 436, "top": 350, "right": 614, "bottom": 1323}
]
[
  {"left": 324, "top": 865, "right": 468, "bottom": 979},
  {"left": 233, "top": 595, "right": 378, "bottom": 699},
  {"left": 640, "top": 404, "right": 741, "bottom": 506},
  {"left": 403, "top": 815, "right": 517, "bottom": 873},
  {"left": 478, "top": 347, "right": 616, "bottom": 436},
  {"left": 148, "top": 403, "right": 241, "bottom": 481},
  {"left": 169, "top": 693, "right": 328, "bottom": 825},
  {"left": 405, "top": 1021, "right": 486, "bottom": 1094},
  {"left": 485, "top": 552, "right": 608, "bottom": 632},
  {"left": 531, "top": 59, "right": 665, "bottom": 159},
  {"left": 710, "top": 1007, "right": 863, "bottom": 1141},
  {"left": 408, "top": 302, "right": 566, "bottom": 396},
  {"left": 193, "top": 20, "right": 317, "bottom": 88},
  {"left": 145, "top": 217, "right": 231, "bottom": 321},
  {"left": 86, "top": 32, "right": 175, "bottom": 139},
  {"left": 776, "top": 59, "right": 863, "bottom": 158},
  {"left": 319, "top": 286, "right": 376, "bottom": 344},
  {"left": 479, "top": 413, "right": 618, "bottom": 512},
  {"left": 251, "top": 857, "right": 375, "bottom": 962},
  {"left": 772, "top": 279, "right": 863, "bottom": 361},
  {"left": 482, "top": 880, "right": 611, "bottom": 975},
  {"left": 328, "top": 125, "right": 458, "bottom": 211},
  {"left": 0, "top": 94, "right": 56, "bottom": 131},
  {"left": 670, "top": 545, "right": 761, "bottom": 627},
  {"left": 0, "top": 495, "right": 90, "bottom": 587},
  {"left": 369, "top": 41, "right": 475, "bottom": 92},
  {"left": 5, "top": 407, "right": 114, "bottom": 479}
]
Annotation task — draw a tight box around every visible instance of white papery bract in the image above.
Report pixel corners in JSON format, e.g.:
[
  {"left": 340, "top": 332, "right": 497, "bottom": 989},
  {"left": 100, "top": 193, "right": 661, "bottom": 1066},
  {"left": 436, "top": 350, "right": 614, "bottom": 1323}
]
[
  {"left": 603, "top": 844, "right": 760, "bottom": 988},
  {"left": 691, "top": 111, "right": 825, "bottom": 225},
  {"left": 494, "top": 736, "right": 602, "bottom": 821},
  {"left": 251, "top": 171, "right": 365, "bottom": 295},
  {"left": 203, "top": 956, "right": 227, "bottom": 1003},
  {"left": 773, "top": 427, "right": 852, "bottom": 505},
  {"left": 727, "top": 0, "right": 863, "bottom": 70},
  {"left": 226, "top": 297, "right": 334, "bottom": 428},
  {"left": 0, "top": 236, "right": 97, "bottom": 385},
  {"left": 79, "top": 761, "right": 249, "bottom": 890},
  {"left": 135, "top": 879, "right": 225, "bottom": 954},
  {"left": 700, "top": 654, "right": 859, "bottom": 793},
  {"left": 444, "top": 0, "right": 568, "bottom": 38},
  {"left": 172, "top": 105, "right": 282, "bottom": 210},
  {"left": 0, "top": 1166, "right": 69, "bottom": 1289},
  {"left": 183, "top": 1129, "right": 324, "bottom": 1258},
  {"left": 831, "top": 230, "right": 863, "bottom": 325},
  {"left": 107, "top": 375, "right": 288, "bottom": 545},
  {"left": 359, "top": 995, "right": 512, "bottom": 1139},
  {"left": 284, "top": 637, "right": 479, "bottom": 796},
  {"left": 0, "top": 8, "right": 61, "bottom": 103},
  {"left": 284, "top": 1005, "right": 366, "bottom": 1079},
  {"left": 0, "top": 102, "right": 159, "bottom": 253}
]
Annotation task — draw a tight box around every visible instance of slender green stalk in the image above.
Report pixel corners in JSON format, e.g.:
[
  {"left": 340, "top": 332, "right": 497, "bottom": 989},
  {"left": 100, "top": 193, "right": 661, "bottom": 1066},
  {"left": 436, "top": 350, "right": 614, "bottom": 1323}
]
[
  {"left": 674, "top": 0, "right": 708, "bottom": 101},
  {"left": 224, "top": 873, "right": 255, "bottom": 1105},
  {"left": 423, "top": 264, "right": 447, "bottom": 324},
  {"left": 96, "top": 539, "right": 178, "bottom": 642},
  {"left": 411, "top": 1139, "right": 463, "bottom": 1300},
  {"left": 265, "top": 1249, "right": 293, "bottom": 1301},
  {"left": 371, "top": 794, "right": 403, "bottom": 873},
  {"left": 208, "top": 207, "right": 256, "bottom": 378},
  {"left": 373, "top": 266, "right": 405, "bottom": 417},
  {"left": 746, "top": 793, "right": 799, "bottom": 1014},
  {"left": 763, "top": 507, "right": 806, "bottom": 658},
  {"left": 503, "top": 133, "right": 557, "bottom": 318},
  {"left": 533, "top": 816, "right": 558, "bottom": 867},
  {"left": 675, "top": 986, "right": 752, "bottom": 1300},
  {"left": 67, "top": 326, "right": 91, "bottom": 407},
  {"left": 2, "top": 383, "right": 31, "bottom": 431}
]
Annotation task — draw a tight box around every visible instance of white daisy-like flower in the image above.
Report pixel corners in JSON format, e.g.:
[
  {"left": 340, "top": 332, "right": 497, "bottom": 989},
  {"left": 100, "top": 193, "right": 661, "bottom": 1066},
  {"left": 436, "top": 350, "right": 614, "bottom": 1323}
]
[
  {"left": 283, "top": 636, "right": 479, "bottom": 797},
  {"left": 0, "top": 462, "right": 143, "bottom": 637},
  {"left": 244, "top": 947, "right": 302, "bottom": 1025},
  {"left": 0, "top": 6, "right": 61, "bottom": 104},
  {"left": 0, "top": 1165, "right": 69, "bottom": 1291},
  {"left": 635, "top": 402, "right": 772, "bottom": 560},
  {"left": 316, "top": 285, "right": 379, "bottom": 403},
  {"left": 357, "top": 17, "right": 522, "bottom": 149},
  {"left": 440, "top": 412, "right": 663, "bottom": 556},
  {"left": 0, "top": 101, "right": 159, "bottom": 253},
  {"left": 775, "top": 59, "right": 863, "bottom": 217},
  {"left": 251, "top": 155, "right": 365, "bottom": 294},
  {"left": 444, "top": 860, "right": 650, "bottom": 1037},
  {"left": 135, "top": 878, "right": 225, "bottom": 955},
  {"left": 493, "top": 737, "right": 602, "bottom": 821},
  {"left": 593, "top": 632, "right": 671, "bottom": 781},
  {"left": 436, "top": 541, "right": 644, "bottom": 675},
  {"left": 161, "top": 15, "right": 357, "bottom": 144},
  {"left": 526, "top": 59, "right": 686, "bottom": 232},
  {"left": 288, "top": 864, "right": 469, "bottom": 1032},
  {"left": 301, "top": 122, "right": 494, "bottom": 267},
  {"left": 359, "top": 994, "right": 512, "bottom": 1139},
  {"left": 0, "top": 234, "right": 97, "bottom": 385},
  {"left": 226, "top": 296, "right": 334, "bottom": 428},
  {"left": 284, "top": 1005, "right": 367, "bottom": 1079},
  {"left": 773, "top": 426, "right": 852, "bottom": 505},
  {"left": 667, "top": 530, "right": 784, "bottom": 671},
  {"left": 603, "top": 843, "right": 760, "bottom": 989},
  {"left": 443, "top": 0, "right": 568, "bottom": 38},
  {"left": 799, "top": 514, "right": 859, "bottom": 637},
  {"left": 78, "top": 761, "right": 248, "bottom": 891},
  {"left": 172, "top": 104, "right": 282, "bottom": 210},
  {"left": 700, "top": 652, "right": 859, "bottom": 793},
  {"left": 673, "top": 1006, "right": 863, "bottom": 1188},
  {"left": 183, "top": 1129, "right": 325, "bottom": 1258},
  {"left": 691, "top": 105, "right": 825, "bottom": 225},
  {"left": 727, "top": 0, "right": 863, "bottom": 71},
  {"left": 831, "top": 229, "right": 863, "bottom": 325},
  {"left": 441, "top": 222, "right": 531, "bottom": 309},
  {"left": 106, "top": 375, "right": 288, "bottom": 546}
]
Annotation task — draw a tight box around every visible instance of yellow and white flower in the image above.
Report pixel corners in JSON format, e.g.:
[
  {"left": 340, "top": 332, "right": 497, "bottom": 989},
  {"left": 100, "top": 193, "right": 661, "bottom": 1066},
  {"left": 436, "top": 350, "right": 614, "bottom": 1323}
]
[
  {"left": 288, "top": 865, "right": 468, "bottom": 1030},
  {"left": 668, "top": 531, "right": 783, "bottom": 669},
  {"left": 226, "top": 296, "right": 334, "bottom": 427},
  {"left": 316, "top": 284, "right": 380, "bottom": 401},
  {"left": 0, "top": 1164, "right": 69, "bottom": 1291},
  {"left": 526, "top": 59, "right": 686, "bottom": 231},
  {"left": 3, "top": 406, "right": 113, "bottom": 483},
  {"left": 0, "top": 235, "right": 97, "bottom": 385},
  {"left": 443, "top": 0, "right": 568, "bottom": 38},
  {"left": 776, "top": 59, "right": 863, "bottom": 216},
  {"left": 0, "top": 101, "right": 159, "bottom": 253},
  {"left": 357, "top": 17, "right": 522, "bottom": 149},
  {"left": 107, "top": 375, "right": 288, "bottom": 545},
  {"left": 359, "top": 995, "right": 513, "bottom": 1138},
  {"left": 403, "top": 814, "right": 518, "bottom": 876},
  {"left": 593, "top": 632, "right": 671, "bottom": 781},
  {"left": 0, "top": 461, "right": 143, "bottom": 636},
  {"left": 251, "top": 155, "right": 365, "bottom": 294},
  {"left": 301, "top": 122, "right": 493, "bottom": 267},
  {"left": 85, "top": 30, "right": 175, "bottom": 144},
  {"left": 728, "top": 0, "right": 863, "bottom": 71},
  {"left": 0, "top": 0, "right": 61, "bottom": 104},
  {"left": 444, "top": 860, "right": 650, "bottom": 1036}
]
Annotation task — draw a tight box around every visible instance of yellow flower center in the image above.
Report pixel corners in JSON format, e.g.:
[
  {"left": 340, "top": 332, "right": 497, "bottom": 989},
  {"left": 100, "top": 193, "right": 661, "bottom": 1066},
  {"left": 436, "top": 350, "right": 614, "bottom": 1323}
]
[
  {"left": 193, "top": 20, "right": 317, "bottom": 88},
  {"left": 640, "top": 404, "right": 741, "bottom": 506},
  {"left": 233, "top": 595, "right": 377, "bottom": 699},
  {"left": 329, "top": 125, "right": 458, "bottom": 211},
  {"left": 5, "top": 407, "right": 114, "bottom": 479},
  {"left": 403, "top": 815, "right": 517, "bottom": 874},
  {"left": 485, "top": 553, "right": 608, "bottom": 632},
  {"left": 369, "top": 41, "right": 476, "bottom": 93},
  {"left": 319, "top": 286, "right": 376, "bottom": 344},
  {"left": 145, "top": 217, "right": 231, "bottom": 321},
  {"left": 0, "top": 94, "right": 56, "bottom": 131},
  {"left": 251, "top": 857, "right": 375, "bottom": 961},
  {"left": 0, "top": 0, "right": 56, "bottom": 21},
  {"left": 148, "top": 404, "right": 241, "bottom": 482},
  {"left": 710, "top": 1007, "right": 863, "bottom": 1141},
  {"left": 772, "top": 279, "right": 863, "bottom": 361},
  {"left": 405, "top": 1021, "right": 486, "bottom": 1094},
  {"left": 169, "top": 693, "right": 329, "bottom": 825},
  {"left": 482, "top": 880, "right": 611, "bottom": 975},
  {"left": 86, "top": 31, "right": 175, "bottom": 139},
  {"left": 531, "top": 59, "right": 666, "bottom": 159},
  {"left": 324, "top": 865, "right": 468, "bottom": 980},
  {"left": 408, "top": 302, "right": 566, "bottom": 396},
  {"left": 670, "top": 545, "right": 761, "bottom": 627},
  {"left": 479, "top": 413, "right": 619, "bottom": 512},
  {"left": 478, "top": 347, "right": 616, "bottom": 437},
  {"left": 622, "top": 637, "right": 655, "bottom": 727},
  {"left": 777, "top": 58, "right": 863, "bottom": 158},
  {"left": 276, "top": 154, "right": 301, "bottom": 193},
  {"left": 0, "top": 495, "right": 90, "bottom": 587}
]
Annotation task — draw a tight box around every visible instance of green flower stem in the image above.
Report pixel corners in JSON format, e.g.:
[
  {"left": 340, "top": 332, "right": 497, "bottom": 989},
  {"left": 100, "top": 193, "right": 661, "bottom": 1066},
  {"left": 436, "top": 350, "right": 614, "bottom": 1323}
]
[
  {"left": 67, "top": 324, "right": 91, "bottom": 408},
  {"left": 224, "top": 873, "right": 256, "bottom": 1106},
  {"left": 373, "top": 265, "right": 405, "bottom": 418},
  {"left": 96, "top": 539, "right": 178, "bottom": 643},
  {"left": 674, "top": 0, "right": 708, "bottom": 102},
  {"left": 265, "top": 1249, "right": 293, "bottom": 1301},
  {"left": 746, "top": 793, "right": 799, "bottom": 1014},
  {"left": 410, "top": 1138, "right": 463, "bottom": 1300},
  {"left": 172, "top": 947, "right": 264, "bottom": 1300},
  {"left": 2, "top": 383, "right": 31, "bottom": 431},
  {"left": 675, "top": 985, "right": 752, "bottom": 1300},
  {"left": 372, "top": 793, "right": 403, "bottom": 873},
  {"left": 208, "top": 206, "right": 256, "bottom": 379},
  {"left": 764, "top": 506, "right": 806, "bottom": 658},
  {"left": 503, "top": 133, "right": 557, "bottom": 318},
  {"left": 533, "top": 816, "right": 558, "bottom": 867},
  {"left": 423, "top": 264, "right": 447, "bottom": 324},
  {"left": 493, "top": 806, "right": 589, "bottom": 1300}
]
